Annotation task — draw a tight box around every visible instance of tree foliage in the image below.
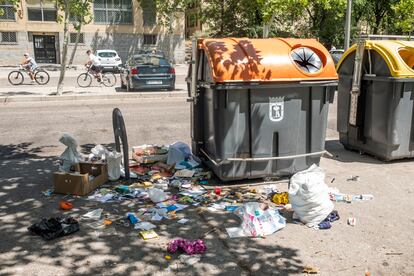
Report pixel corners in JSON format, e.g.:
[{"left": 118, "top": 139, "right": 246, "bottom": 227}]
[
  {"left": 150, "top": 0, "right": 414, "bottom": 48},
  {"left": 0, "top": 0, "right": 19, "bottom": 17}
]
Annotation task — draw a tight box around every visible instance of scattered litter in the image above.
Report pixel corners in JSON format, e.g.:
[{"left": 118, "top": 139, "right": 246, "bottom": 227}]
[
  {"left": 227, "top": 202, "right": 286, "bottom": 238},
  {"left": 347, "top": 217, "right": 356, "bottom": 226},
  {"left": 86, "top": 220, "right": 106, "bottom": 230},
  {"left": 94, "top": 227, "right": 118, "bottom": 238},
  {"left": 58, "top": 133, "right": 81, "bottom": 172},
  {"left": 127, "top": 213, "right": 140, "bottom": 225},
  {"left": 174, "top": 169, "right": 195, "bottom": 178},
  {"left": 139, "top": 230, "right": 159, "bottom": 240},
  {"left": 177, "top": 218, "right": 189, "bottom": 224},
  {"left": 226, "top": 227, "right": 247, "bottom": 238},
  {"left": 318, "top": 210, "right": 340, "bottom": 230},
  {"left": 214, "top": 187, "right": 222, "bottom": 195},
  {"left": 167, "top": 239, "right": 207, "bottom": 255},
  {"left": 165, "top": 255, "right": 172, "bottom": 261},
  {"left": 303, "top": 265, "right": 319, "bottom": 274},
  {"left": 224, "top": 206, "right": 239, "bottom": 212},
  {"left": 103, "top": 219, "right": 112, "bottom": 225},
  {"left": 330, "top": 177, "right": 336, "bottom": 183},
  {"left": 134, "top": 222, "right": 156, "bottom": 230},
  {"left": 28, "top": 216, "right": 79, "bottom": 240},
  {"left": 329, "top": 188, "right": 374, "bottom": 203},
  {"left": 347, "top": 175, "right": 360, "bottom": 181},
  {"left": 151, "top": 213, "right": 163, "bottom": 221},
  {"left": 59, "top": 200, "right": 73, "bottom": 210},
  {"left": 82, "top": 208, "right": 103, "bottom": 220},
  {"left": 178, "top": 254, "right": 201, "bottom": 266},
  {"left": 289, "top": 164, "right": 334, "bottom": 228},
  {"left": 167, "top": 141, "right": 192, "bottom": 165},
  {"left": 272, "top": 192, "right": 289, "bottom": 205},
  {"left": 41, "top": 189, "right": 54, "bottom": 197},
  {"left": 148, "top": 188, "right": 168, "bottom": 203}
]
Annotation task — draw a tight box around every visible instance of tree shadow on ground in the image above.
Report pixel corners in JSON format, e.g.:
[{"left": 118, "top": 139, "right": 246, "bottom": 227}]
[{"left": 0, "top": 142, "right": 304, "bottom": 275}]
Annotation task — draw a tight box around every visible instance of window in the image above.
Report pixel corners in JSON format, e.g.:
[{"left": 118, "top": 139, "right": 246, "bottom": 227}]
[
  {"left": 0, "top": 31, "right": 17, "bottom": 43},
  {"left": 94, "top": 0, "right": 132, "bottom": 24},
  {"left": 141, "top": 0, "right": 155, "bottom": 26},
  {"left": 143, "top": 34, "right": 156, "bottom": 45},
  {"left": 27, "top": 0, "right": 57, "bottom": 22},
  {"left": 134, "top": 55, "right": 168, "bottom": 66},
  {"left": 0, "top": 1, "right": 15, "bottom": 20},
  {"left": 97, "top": 51, "right": 117, "bottom": 58},
  {"left": 69, "top": 32, "right": 84, "bottom": 44}
]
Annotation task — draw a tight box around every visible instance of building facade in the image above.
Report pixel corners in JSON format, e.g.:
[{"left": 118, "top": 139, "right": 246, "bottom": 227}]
[{"left": 0, "top": 0, "right": 185, "bottom": 66}]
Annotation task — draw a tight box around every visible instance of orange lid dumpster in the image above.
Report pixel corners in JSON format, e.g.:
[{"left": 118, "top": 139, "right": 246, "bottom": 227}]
[{"left": 198, "top": 38, "right": 338, "bottom": 83}]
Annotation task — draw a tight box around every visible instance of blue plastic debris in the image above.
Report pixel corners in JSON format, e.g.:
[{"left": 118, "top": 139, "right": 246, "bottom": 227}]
[{"left": 127, "top": 213, "right": 139, "bottom": 225}]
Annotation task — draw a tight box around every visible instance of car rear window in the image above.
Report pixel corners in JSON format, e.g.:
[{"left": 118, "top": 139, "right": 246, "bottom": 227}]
[
  {"left": 134, "top": 55, "right": 169, "bottom": 66},
  {"left": 98, "top": 52, "right": 117, "bottom": 58}
]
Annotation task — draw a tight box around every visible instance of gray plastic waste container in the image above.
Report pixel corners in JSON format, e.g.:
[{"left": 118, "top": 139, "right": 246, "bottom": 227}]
[
  {"left": 337, "top": 40, "right": 414, "bottom": 160},
  {"left": 188, "top": 38, "right": 338, "bottom": 181}
]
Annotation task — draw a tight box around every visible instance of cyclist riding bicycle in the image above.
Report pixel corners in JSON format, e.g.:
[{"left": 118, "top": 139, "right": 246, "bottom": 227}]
[
  {"left": 85, "top": 50, "right": 102, "bottom": 82},
  {"left": 21, "top": 53, "right": 37, "bottom": 83}
]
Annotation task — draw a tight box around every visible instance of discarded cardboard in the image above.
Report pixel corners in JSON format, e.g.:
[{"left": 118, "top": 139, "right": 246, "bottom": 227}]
[{"left": 53, "top": 162, "right": 108, "bottom": 196}]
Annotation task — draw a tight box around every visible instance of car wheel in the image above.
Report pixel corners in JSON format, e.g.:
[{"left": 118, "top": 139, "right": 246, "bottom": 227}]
[{"left": 167, "top": 85, "right": 175, "bottom": 91}]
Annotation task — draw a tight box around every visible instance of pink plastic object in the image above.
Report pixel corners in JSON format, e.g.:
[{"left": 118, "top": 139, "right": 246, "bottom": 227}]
[{"left": 167, "top": 239, "right": 207, "bottom": 255}]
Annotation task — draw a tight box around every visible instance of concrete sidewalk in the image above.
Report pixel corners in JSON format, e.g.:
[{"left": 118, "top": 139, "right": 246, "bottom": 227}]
[{"left": 0, "top": 64, "right": 189, "bottom": 102}]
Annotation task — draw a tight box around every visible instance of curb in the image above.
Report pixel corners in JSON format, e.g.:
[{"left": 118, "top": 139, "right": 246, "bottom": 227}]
[{"left": 0, "top": 91, "right": 188, "bottom": 103}]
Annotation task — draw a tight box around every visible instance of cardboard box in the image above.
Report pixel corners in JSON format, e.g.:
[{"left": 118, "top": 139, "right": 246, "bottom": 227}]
[{"left": 53, "top": 162, "right": 108, "bottom": 196}]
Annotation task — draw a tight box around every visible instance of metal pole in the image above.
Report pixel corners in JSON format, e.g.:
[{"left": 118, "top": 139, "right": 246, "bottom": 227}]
[{"left": 344, "top": 0, "right": 352, "bottom": 50}]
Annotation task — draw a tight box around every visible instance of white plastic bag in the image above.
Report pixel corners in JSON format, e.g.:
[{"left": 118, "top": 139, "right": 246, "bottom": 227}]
[
  {"left": 89, "top": 145, "right": 122, "bottom": 181},
  {"left": 89, "top": 144, "right": 110, "bottom": 161},
  {"left": 288, "top": 164, "right": 334, "bottom": 228},
  {"left": 167, "top": 141, "right": 192, "bottom": 165},
  {"left": 58, "top": 133, "right": 81, "bottom": 172},
  {"left": 148, "top": 188, "right": 168, "bottom": 203},
  {"left": 107, "top": 151, "right": 122, "bottom": 181},
  {"left": 229, "top": 202, "right": 286, "bottom": 237}
]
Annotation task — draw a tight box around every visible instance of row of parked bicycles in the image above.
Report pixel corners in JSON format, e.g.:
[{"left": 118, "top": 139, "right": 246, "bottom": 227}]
[{"left": 7, "top": 65, "right": 116, "bottom": 88}]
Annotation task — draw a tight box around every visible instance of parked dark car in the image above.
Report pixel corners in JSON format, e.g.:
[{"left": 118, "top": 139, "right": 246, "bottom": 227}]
[
  {"left": 120, "top": 54, "right": 175, "bottom": 91},
  {"left": 329, "top": 49, "right": 344, "bottom": 65}
]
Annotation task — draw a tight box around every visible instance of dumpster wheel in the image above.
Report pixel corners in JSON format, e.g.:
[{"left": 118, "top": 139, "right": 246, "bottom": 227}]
[{"left": 291, "top": 47, "right": 323, "bottom": 73}]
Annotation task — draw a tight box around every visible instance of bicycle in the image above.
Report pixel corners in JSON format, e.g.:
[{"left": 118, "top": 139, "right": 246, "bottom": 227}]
[
  {"left": 8, "top": 65, "right": 50, "bottom": 85},
  {"left": 77, "top": 65, "right": 117, "bottom": 88}
]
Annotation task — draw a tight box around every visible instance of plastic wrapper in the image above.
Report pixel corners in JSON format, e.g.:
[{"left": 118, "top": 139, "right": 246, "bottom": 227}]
[
  {"left": 148, "top": 188, "right": 168, "bottom": 203},
  {"left": 28, "top": 216, "right": 79, "bottom": 240},
  {"left": 227, "top": 202, "right": 286, "bottom": 238},
  {"left": 58, "top": 134, "right": 81, "bottom": 172}
]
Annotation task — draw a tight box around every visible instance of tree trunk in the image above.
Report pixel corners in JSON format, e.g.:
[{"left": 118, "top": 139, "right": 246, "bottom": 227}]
[
  {"left": 220, "top": 0, "right": 224, "bottom": 36},
  {"left": 56, "top": 0, "right": 70, "bottom": 95},
  {"left": 69, "top": 23, "right": 82, "bottom": 66},
  {"left": 263, "top": 12, "right": 276, "bottom": 38},
  {"left": 169, "top": 20, "right": 174, "bottom": 64}
]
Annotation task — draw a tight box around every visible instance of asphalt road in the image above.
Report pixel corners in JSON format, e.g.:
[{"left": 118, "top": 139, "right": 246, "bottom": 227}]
[
  {"left": 0, "top": 98, "right": 191, "bottom": 156},
  {"left": 0, "top": 98, "right": 413, "bottom": 275}
]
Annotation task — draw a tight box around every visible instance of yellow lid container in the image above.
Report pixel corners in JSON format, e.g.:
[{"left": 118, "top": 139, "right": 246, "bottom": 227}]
[{"left": 337, "top": 40, "right": 414, "bottom": 78}]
